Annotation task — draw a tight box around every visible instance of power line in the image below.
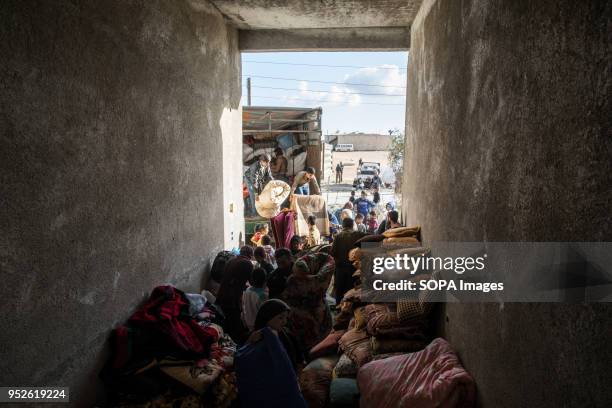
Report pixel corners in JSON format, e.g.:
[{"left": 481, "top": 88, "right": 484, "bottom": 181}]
[
  {"left": 250, "top": 95, "right": 405, "bottom": 106},
  {"left": 243, "top": 60, "right": 407, "bottom": 70},
  {"left": 242, "top": 75, "right": 405, "bottom": 89},
  {"left": 249, "top": 85, "right": 405, "bottom": 97}
]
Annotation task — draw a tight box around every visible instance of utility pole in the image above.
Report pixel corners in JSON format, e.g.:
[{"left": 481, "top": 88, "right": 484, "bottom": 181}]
[{"left": 246, "top": 77, "right": 251, "bottom": 106}]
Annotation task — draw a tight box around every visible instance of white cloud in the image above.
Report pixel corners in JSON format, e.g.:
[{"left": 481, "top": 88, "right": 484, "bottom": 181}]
[
  {"left": 342, "top": 65, "right": 406, "bottom": 97},
  {"left": 270, "top": 65, "right": 405, "bottom": 108}
]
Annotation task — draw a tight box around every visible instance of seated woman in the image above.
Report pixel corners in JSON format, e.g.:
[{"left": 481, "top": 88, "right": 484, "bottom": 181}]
[
  {"left": 236, "top": 300, "right": 307, "bottom": 408},
  {"left": 247, "top": 299, "right": 305, "bottom": 370},
  {"left": 281, "top": 253, "right": 335, "bottom": 354}
]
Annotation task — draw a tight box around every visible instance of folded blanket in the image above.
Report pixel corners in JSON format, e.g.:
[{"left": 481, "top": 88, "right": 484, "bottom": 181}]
[
  {"left": 382, "top": 226, "right": 421, "bottom": 238},
  {"left": 355, "top": 234, "right": 386, "bottom": 246},
  {"left": 342, "top": 288, "right": 362, "bottom": 303},
  {"left": 365, "top": 304, "right": 427, "bottom": 339},
  {"left": 382, "top": 236, "right": 420, "bottom": 244},
  {"left": 333, "top": 354, "right": 359, "bottom": 379},
  {"left": 299, "top": 355, "right": 340, "bottom": 408},
  {"left": 309, "top": 330, "right": 346, "bottom": 360},
  {"left": 396, "top": 271, "right": 441, "bottom": 323},
  {"left": 371, "top": 337, "right": 428, "bottom": 355},
  {"left": 358, "top": 338, "right": 475, "bottom": 408},
  {"left": 353, "top": 307, "right": 368, "bottom": 331},
  {"left": 338, "top": 329, "right": 372, "bottom": 367}
]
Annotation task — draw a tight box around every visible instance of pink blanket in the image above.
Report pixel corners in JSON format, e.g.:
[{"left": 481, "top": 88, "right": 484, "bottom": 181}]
[{"left": 357, "top": 338, "right": 475, "bottom": 408}]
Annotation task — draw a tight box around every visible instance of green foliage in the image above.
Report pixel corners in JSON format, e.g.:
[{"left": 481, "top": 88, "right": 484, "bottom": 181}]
[{"left": 388, "top": 128, "right": 404, "bottom": 175}]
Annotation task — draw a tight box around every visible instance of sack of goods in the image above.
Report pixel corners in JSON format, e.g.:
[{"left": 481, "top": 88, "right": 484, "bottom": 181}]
[{"left": 255, "top": 180, "right": 291, "bottom": 218}]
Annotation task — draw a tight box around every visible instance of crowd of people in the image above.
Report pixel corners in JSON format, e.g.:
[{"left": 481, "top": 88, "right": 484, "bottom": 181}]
[{"left": 211, "top": 182, "right": 405, "bottom": 406}]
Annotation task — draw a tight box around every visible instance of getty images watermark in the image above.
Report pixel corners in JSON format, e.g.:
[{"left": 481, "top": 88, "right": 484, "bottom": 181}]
[{"left": 358, "top": 242, "right": 612, "bottom": 303}]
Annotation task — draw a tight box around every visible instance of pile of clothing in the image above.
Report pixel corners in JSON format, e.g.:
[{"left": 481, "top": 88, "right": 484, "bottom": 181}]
[{"left": 101, "top": 286, "right": 238, "bottom": 407}]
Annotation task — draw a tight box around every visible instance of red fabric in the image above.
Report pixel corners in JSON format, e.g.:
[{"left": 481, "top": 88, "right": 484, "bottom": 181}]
[
  {"left": 358, "top": 338, "right": 475, "bottom": 408},
  {"left": 128, "top": 286, "right": 219, "bottom": 357},
  {"left": 271, "top": 211, "right": 295, "bottom": 249}
]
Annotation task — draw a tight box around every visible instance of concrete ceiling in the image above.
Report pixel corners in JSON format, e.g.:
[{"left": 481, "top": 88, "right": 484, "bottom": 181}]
[{"left": 209, "top": 0, "right": 423, "bottom": 29}]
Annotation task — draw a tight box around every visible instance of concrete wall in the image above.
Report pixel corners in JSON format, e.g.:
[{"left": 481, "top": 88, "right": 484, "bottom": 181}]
[
  {"left": 0, "top": 0, "right": 241, "bottom": 405},
  {"left": 403, "top": 0, "right": 611, "bottom": 406},
  {"left": 329, "top": 133, "right": 392, "bottom": 151}
]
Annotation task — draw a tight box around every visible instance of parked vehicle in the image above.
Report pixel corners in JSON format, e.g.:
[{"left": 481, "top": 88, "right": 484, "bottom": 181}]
[
  {"left": 358, "top": 161, "right": 381, "bottom": 172},
  {"left": 353, "top": 167, "right": 378, "bottom": 188},
  {"left": 334, "top": 143, "right": 354, "bottom": 152}
]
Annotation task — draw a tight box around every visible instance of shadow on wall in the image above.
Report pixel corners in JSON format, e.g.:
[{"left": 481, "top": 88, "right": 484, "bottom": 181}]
[{"left": 0, "top": 0, "right": 241, "bottom": 406}]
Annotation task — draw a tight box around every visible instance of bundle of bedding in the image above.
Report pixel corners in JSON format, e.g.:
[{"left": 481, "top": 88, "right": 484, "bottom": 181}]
[
  {"left": 299, "top": 355, "right": 341, "bottom": 408},
  {"left": 358, "top": 338, "right": 475, "bottom": 408}
]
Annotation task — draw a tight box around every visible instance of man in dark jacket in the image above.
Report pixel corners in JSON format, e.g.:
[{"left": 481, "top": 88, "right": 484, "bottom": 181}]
[
  {"left": 330, "top": 218, "right": 367, "bottom": 303},
  {"left": 267, "top": 249, "right": 294, "bottom": 299}
]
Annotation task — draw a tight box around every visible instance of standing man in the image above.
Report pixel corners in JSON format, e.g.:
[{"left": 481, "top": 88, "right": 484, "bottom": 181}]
[
  {"left": 330, "top": 218, "right": 367, "bottom": 303},
  {"left": 291, "top": 167, "right": 321, "bottom": 196},
  {"left": 244, "top": 154, "right": 274, "bottom": 216},
  {"left": 339, "top": 161, "right": 344, "bottom": 182},
  {"left": 335, "top": 163, "right": 342, "bottom": 183}
]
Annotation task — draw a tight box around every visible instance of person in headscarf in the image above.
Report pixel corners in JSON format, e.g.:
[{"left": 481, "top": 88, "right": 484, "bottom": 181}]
[
  {"left": 236, "top": 299, "right": 307, "bottom": 408},
  {"left": 245, "top": 299, "right": 305, "bottom": 371},
  {"left": 281, "top": 253, "right": 335, "bottom": 353},
  {"left": 216, "top": 246, "right": 254, "bottom": 344}
]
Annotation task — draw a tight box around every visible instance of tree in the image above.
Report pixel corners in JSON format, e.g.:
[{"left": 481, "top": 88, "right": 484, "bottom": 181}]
[{"left": 387, "top": 128, "right": 405, "bottom": 193}]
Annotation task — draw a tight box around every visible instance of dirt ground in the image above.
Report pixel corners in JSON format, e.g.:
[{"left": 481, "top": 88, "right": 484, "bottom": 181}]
[
  {"left": 330, "top": 150, "right": 391, "bottom": 182},
  {"left": 323, "top": 150, "right": 399, "bottom": 211}
]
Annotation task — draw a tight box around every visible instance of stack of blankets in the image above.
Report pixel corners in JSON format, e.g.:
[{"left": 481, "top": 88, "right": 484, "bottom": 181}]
[{"left": 297, "top": 226, "right": 475, "bottom": 407}]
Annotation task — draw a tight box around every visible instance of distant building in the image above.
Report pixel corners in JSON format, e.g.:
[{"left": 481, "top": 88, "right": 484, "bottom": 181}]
[{"left": 325, "top": 132, "right": 392, "bottom": 151}]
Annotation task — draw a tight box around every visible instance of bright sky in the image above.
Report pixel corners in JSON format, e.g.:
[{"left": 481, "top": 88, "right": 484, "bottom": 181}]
[{"left": 241, "top": 52, "right": 408, "bottom": 135}]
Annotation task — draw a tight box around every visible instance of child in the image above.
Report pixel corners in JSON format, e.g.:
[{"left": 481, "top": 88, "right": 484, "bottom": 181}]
[
  {"left": 242, "top": 268, "right": 269, "bottom": 332},
  {"left": 355, "top": 213, "right": 367, "bottom": 233},
  {"left": 260, "top": 235, "right": 276, "bottom": 267},
  {"left": 289, "top": 235, "right": 304, "bottom": 257},
  {"left": 367, "top": 210, "right": 379, "bottom": 234},
  {"left": 254, "top": 246, "right": 274, "bottom": 275},
  {"left": 305, "top": 215, "right": 321, "bottom": 247},
  {"left": 250, "top": 223, "right": 269, "bottom": 247}
]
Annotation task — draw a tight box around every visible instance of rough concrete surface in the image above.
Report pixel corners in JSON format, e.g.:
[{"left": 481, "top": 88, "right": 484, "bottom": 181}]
[
  {"left": 239, "top": 27, "right": 410, "bottom": 51},
  {"left": 0, "top": 0, "right": 241, "bottom": 405},
  {"left": 403, "top": 0, "right": 612, "bottom": 406},
  {"left": 211, "top": 0, "right": 423, "bottom": 29}
]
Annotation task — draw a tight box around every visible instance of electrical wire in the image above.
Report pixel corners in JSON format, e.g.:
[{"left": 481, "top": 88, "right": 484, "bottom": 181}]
[
  {"left": 249, "top": 85, "right": 405, "bottom": 97},
  {"left": 249, "top": 95, "right": 405, "bottom": 106},
  {"left": 243, "top": 60, "right": 407, "bottom": 70},
  {"left": 242, "top": 75, "right": 405, "bottom": 89}
]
